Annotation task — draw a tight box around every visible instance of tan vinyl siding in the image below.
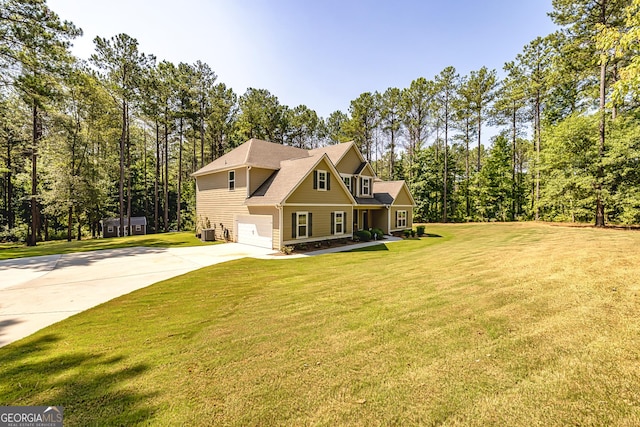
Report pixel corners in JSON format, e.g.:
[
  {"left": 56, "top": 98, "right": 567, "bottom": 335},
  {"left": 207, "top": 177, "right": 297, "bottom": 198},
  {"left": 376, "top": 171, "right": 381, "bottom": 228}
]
[
  {"left": 196, "top": 168, "right": 249, "bottom": 241},
  {"left": 248, "top": 206, "right": 280, "bottom": 249},
  {"left": 394, "top": 186, "right": 413, "bottom": 206},
  {"left": 282, "top": 206, "right": 353, "bottom": 245},
  {"left": 390, "top": 207, "right": 413, "bottom": 231},
  {"left": 249, "top": 167, "right": 276, "bottom": 195},
  {"left": 335, "top": 147, "right": 363, "bottom": 174},
  {"left": 286, "top": 158, "right": 353, "bottom": 205},
  {"left": 360, "top": 167, "right": 374, "bottom": 177},
  {"left": 371, "top": 209, "right": 389, "bottom": 234}
]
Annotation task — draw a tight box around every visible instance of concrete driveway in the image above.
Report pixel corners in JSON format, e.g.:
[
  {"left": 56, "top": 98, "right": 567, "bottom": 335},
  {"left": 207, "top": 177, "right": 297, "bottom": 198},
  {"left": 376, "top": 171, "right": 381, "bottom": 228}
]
[{"left": 0, "top": 243, "right": 274, "bottom": 348}]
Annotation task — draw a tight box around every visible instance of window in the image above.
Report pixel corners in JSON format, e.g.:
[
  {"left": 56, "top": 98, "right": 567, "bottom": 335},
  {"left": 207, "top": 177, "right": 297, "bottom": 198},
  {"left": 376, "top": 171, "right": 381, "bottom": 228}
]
[
  {"left": 228, "top": 170, "right": 235, "bottom": 191},
  {"left": 291, "top": 212, "right": 313, "bottom": 239},
  {"left": 332, "top": 211, "right": 345, "bottom": 235},
  {"left": 317, "top": 170, "right": 327, "bottom": 191},
  {"left": 397, "top": 210, "right": 407, "bottom": 228},
  {"left": 313, "top": 170, "right": 330, "bottom": 191},
  {"left": 135, "top": 225, "right": 142, "bottom": 232},
  {"left": 342, "top": 175, "right": 351, "bottom": 192},
  {"left": 361, "top": 177, "right": 371, "bottom": 196},
  {"left": 107, "top": 226, "right": 113, "bottom": 233}
]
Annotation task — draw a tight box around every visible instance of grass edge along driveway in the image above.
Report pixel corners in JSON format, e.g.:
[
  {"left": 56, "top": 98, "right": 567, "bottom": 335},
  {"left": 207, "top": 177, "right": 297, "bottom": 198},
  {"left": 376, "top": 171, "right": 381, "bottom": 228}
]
[
  {"left": 0, "top": 231, "right": 218, "bottom": 260},
  {"left": 1, "top": 223, "right": 640, "bottom": 426}
]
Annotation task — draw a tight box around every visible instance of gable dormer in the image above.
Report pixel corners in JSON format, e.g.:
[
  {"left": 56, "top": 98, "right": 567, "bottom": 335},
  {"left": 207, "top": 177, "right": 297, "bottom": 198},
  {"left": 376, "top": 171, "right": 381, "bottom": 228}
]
[{"left": 354, "top": 162, "right": 375, "bottom": 198}]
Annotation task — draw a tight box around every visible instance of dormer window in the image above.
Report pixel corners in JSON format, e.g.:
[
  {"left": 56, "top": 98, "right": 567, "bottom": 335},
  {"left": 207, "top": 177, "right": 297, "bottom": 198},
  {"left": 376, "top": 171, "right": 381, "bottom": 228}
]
[
  {"left": 361, "top": 177, "right": 371, "bottom": 196},
  {"left": 313, "top": 170, "right": 330, "bottom": 191},
  {"left": 228, "top": 170, "right": 235, "bottom": 191},
  {"left": 341, "top": 175, "right": 351, "bottom": 192},
  {"left": 318, "top": 170, "right": 327, "bottom": 190}
]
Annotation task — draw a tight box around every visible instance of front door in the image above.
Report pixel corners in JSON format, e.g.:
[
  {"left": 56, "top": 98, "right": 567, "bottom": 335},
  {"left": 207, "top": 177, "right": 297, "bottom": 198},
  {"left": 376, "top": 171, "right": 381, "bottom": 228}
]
[{"left": 362, "top": 211, "right": 369, "bottom": 230}]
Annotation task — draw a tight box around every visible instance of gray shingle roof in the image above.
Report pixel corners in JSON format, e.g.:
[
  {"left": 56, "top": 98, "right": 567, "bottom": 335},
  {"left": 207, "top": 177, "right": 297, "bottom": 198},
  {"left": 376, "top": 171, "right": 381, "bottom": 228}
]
[
  {"left": 192, "top": 138, "right": 309, "bottom": 176},
  {"left": 245, "top": 155, "right": 325, "bottom": 206},
  {"left": 309, "top": 141, "right": 356, "bottom": 164},
  {"left": 373, "top": 181, "right": 406, "bottom": 201},
  {"left": 101, "top": 217, "right": 147, "bottom": 226},
  {"left": 355, "top": 197, "right": 385, "bottom": 206}
]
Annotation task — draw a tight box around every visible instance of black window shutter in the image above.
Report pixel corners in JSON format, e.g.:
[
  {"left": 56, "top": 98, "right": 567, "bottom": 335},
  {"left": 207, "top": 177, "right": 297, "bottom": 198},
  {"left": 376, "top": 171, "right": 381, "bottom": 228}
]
[
  {"left": 359, "top": 177, "right": 363, "bottom": 195},
  {"left": 351, "top": 177, "right": 356, "bottom": 194},
  {"left": 344, "top": 212, "right": 347, "bottom": 231},
  {"left": 313, "top": 171, "right": 318, "bottom": 189},
  {"left": 395, "top": 210, "right": 398, "bottom": 227},
  {"left": 331, "top": 212, "right": 335, "bottom": 234},
  {"left": 327, "top": 173, "right": 331, "bottom": 190},
  {"left": 308, "top": 213, "right": 313, "bottom": 237},
  {"left": 292, "top": 213, "right": 297, "bottom": 238}
]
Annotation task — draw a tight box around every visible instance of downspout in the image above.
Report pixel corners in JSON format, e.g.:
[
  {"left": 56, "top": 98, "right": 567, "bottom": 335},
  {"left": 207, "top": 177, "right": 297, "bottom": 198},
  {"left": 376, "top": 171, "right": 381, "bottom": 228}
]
[
  {"left": 276, "top": 203, "right": 283, "bottom": 250},
  {"left": 246, "top": 166, "right": 252, "bottom": 198},
  {"left": 385, "top": 205, "right": 390, "bottom": 234}
]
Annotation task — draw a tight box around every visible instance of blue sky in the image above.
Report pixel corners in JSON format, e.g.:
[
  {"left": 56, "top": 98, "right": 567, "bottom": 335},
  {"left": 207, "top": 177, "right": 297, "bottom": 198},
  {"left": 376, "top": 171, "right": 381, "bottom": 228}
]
[{"left": 48, "top": 0, "right": 557, "bottom": 119}]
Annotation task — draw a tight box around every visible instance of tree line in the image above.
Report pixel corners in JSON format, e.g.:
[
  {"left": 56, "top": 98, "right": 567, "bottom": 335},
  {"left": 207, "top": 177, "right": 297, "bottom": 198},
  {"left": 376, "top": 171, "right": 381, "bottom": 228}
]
[{"left": 2, "top": 0, "right": 640, "bottom": 245}]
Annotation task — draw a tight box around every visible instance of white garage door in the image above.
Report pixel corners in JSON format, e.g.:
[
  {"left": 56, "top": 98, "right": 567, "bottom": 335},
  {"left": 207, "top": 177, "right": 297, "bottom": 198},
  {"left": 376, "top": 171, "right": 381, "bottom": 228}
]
[{"left": 236, "top": 215, "right": 273, "bottom": 249}]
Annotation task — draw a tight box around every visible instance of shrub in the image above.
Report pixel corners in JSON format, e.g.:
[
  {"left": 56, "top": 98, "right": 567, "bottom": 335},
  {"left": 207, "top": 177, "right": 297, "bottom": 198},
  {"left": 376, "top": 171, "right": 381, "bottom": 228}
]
[
  {"left": 0, "top": 224, "right": 28, "bottom": 243},
  {"left": 280, "top": 245, "right": 294, "bottom": 255},
  {"left": 355, "top": 230, "right": 371, "bottom": 242},
  {"left": 370, "top": 228, "right": 384, "bottom": 240},
  {"left": 416, "top": 225, "right": 426, "bottom": 236},
  {"left": 403, "top": 229, "right": 412, "bottom": 238},
  {"left": 411, "top": 229, "right": 416, "bottom": 237}
]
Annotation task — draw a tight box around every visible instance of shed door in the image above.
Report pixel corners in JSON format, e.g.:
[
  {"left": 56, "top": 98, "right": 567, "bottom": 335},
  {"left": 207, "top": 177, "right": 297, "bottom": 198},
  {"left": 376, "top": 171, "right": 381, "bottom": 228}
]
[{"left": 236, "top": 215, "right": 273, "bottom": 249}]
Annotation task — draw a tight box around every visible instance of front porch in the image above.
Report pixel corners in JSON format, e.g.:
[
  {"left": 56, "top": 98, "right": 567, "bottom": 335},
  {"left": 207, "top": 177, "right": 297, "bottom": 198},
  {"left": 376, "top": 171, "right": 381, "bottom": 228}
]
[{"left": 353, "top": 207, "right": 389, "bottom": 234}]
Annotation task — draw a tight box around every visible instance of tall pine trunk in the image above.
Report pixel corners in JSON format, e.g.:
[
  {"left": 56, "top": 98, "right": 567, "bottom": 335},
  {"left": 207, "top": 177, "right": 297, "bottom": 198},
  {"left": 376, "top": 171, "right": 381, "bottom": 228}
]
[
  {"left": 595, "top": 60, "right": 607, "bottom": 227},
  {"left": 177, "top": 117, "right": 183, "bottom": 231},
  {"left": 200, "top": 114, "right": 205, "bottom": 168},
  {"left": 476, "top": 113, "right": 482, "bottom": 172},
  {"left": 465, "top": 117, "right": 470, "bottom": 218},
  {"left": 143, "top": 129, "right": 148, "bottom": 221},
  {"left": 28, "top": 102, "right": 41, "bottom": 246},
  {"left": 443, "top": 96, "right": 448, "bottom": 223},
  {"left": 511, "top": 101, "right": 517, "bottom": 221},
  {"left": 164, "top": 109, "right": 169, "bottom": 232},
  {"left": 126, "top": 104, "right": 132, "bottom": 236},
  {"left": 155, "top": 120, "right": 160, "bottom": 233},
  {"left": 6, "top": 136, "right": 14, "bottom": 228},
  {"left": 119, "top": 99, "right": 126, "bottom": 237},
  {"left": 534, "top": 89, "right": 541, "bottom": 220}
]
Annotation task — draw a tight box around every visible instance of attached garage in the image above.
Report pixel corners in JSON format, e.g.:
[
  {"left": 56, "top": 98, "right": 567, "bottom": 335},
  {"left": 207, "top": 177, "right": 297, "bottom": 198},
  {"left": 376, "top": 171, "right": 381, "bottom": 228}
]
[{"left": 235, "top": 215, "right": 273, "bottom": 249}]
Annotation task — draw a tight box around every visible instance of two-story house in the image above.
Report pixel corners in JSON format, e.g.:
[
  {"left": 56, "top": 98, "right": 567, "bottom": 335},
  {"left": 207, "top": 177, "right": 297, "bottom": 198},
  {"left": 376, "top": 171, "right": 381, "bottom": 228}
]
[{"left": 192, "top": 138, "right": 415, "bottom": 250}]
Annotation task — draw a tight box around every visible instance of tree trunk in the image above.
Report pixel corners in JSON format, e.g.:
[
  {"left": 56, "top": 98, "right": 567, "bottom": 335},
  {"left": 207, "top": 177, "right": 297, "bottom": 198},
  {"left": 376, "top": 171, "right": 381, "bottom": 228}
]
[
  {"left": 390, "top": 128, "right": 395, "bottom": 180},
  {"left": 155, "top": 120, "right": 160, "bottom": 234},
  {"left": 465, "top": 117, "right": 470, "bottom": 218},
  {"left": 443, "top": 96, "right": 448, "bottom": 223},
  {"left": 477, "top": 113, "right": 482, "bottom": 172},
  {"left": 200, "top": 114, "right": 205, "bottom": 169},
  {"left": 119, "top": 99, "right": 126, "bottom": 237},
  {"left": 143, "top": 128, "right": 148, "bottom": 221},
  {"left": 177, "top": 117, "right": 183, "bottom": 231},
  {"left": 67, "top": 206, "right": 73, "bottom": 242},
  {"left": 126, "top": 103, "right": 132, "bottom": 236},
  {"left": 28, "top": 102, "right": 40, "bottom": 246},
  {"left": 511, "top": 101, "right": 517, "bottom": 221},
  {"left": 6, "top": 136, "right": 14, "bottom": 228},
  {"left": 535, "top": 90, "right": 541, "bottom": 221},
  {"left": 164, "top": 109, "right": 169, "bottom": 232},
  {"left": 595, "top": 60, "right": 607, "bottom": 227}
]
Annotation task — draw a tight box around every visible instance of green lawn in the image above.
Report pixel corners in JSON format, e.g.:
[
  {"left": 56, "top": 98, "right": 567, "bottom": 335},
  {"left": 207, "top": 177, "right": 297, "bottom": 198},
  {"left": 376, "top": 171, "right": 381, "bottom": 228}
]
[
  {"left": 0, "top": 231, "right": 216, "bottom": 260},
  {"left": 1, "top": 223, "right": 640, "bottom": 425}
]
